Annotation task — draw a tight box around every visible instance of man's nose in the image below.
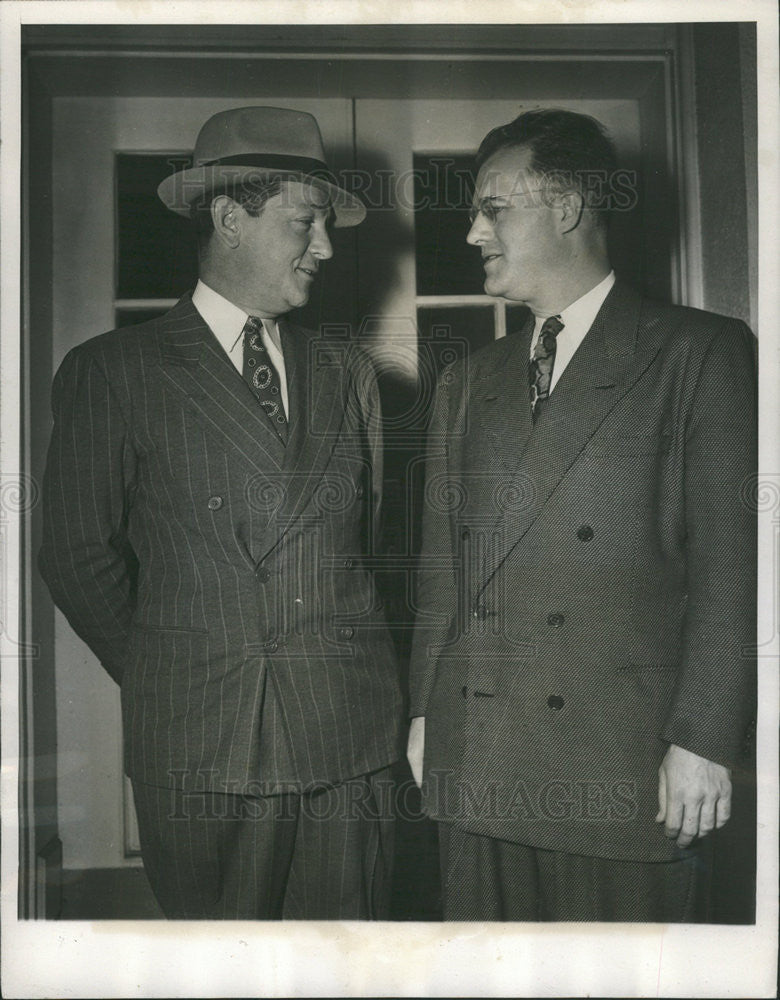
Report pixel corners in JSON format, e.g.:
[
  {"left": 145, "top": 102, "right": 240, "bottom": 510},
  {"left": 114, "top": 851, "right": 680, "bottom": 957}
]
[
  {"left": 311, "top": 224, "right": 334, "bottom": 260},
  {"left": 466, "top": 213, "right": 490, "bottom": 245}
]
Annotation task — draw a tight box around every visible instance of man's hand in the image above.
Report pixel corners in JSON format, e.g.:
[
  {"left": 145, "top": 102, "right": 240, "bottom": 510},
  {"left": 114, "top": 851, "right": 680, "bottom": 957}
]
[
  {"left": 407, "top": 716, "right": 425, "bottom": 788},
  {"left": 656, "top": 743, "right": 732, "bottom": 848}
]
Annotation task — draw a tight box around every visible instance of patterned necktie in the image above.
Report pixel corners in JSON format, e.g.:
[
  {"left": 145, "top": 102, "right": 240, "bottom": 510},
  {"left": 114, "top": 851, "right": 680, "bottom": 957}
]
[
  {"left": 529, "top": 315, "right": 564, "bottom": 423},
  {"left": 242, "top": 315, "right": 288, "bottom": 444}
]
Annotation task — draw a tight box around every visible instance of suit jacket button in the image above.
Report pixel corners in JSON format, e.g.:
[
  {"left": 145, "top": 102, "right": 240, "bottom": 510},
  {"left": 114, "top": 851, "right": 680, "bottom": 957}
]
[
  {"left": 255, "top": 565, "right": 270, "bottom": 583},
  {"left": 577, "top": 525, "right": 594, "bottom": 542},
  {"left": 265, "top": 638, "right": 278, "bottom": 653},
  {"left": 473, "top": 605, "right": 490, "bottom": 620},
  {"left": 547, "top": 613, "right": 565, "bottom": 627},
  {"left": 338, "top": 626, "right": 354, "bottom": 640},
  {"left": 343, "top": 558, "right": 354, "bottom": 569},
  {"left": 207, "top": 495, "right": 224, "bottom": 511},
  {"left": 547, "top": 695, "right": 564, "bottom": 710},
  {"left": 355, "top": 485, "right": 364, "bottom": 498}
]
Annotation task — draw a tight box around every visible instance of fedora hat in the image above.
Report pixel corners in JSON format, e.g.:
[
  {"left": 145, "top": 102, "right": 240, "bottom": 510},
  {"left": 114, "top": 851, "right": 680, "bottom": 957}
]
[{"left": 157, "top": 106, "right": 365, "bottom": 227}]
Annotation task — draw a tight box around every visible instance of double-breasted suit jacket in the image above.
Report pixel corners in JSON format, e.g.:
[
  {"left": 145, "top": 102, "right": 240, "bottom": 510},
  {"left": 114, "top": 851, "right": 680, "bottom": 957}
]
[
  {"left": 40, "top": 295, "right": 403, "bottom": 796},
  {"left": 409, "top": 281, "right": 756, "bottom": 862}
]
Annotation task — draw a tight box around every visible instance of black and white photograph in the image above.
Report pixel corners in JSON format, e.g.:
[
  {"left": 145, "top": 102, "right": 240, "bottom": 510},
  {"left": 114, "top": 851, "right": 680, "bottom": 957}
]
[{"left": 1, "top": 1, "right": 777, "bottom": 996}]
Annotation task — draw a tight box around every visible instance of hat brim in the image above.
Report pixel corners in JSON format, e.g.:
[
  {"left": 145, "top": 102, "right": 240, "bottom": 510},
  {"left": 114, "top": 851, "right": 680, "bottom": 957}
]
[{"left": 157, "top": 164, "right": 366, "bottom": 227}]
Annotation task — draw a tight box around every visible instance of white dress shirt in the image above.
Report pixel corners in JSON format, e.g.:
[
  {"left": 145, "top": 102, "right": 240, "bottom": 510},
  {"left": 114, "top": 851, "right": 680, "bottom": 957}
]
[
  {"left": 192, "top": 279, "right": 289, "bottom": 417},
  {"left": 529, "top": 270, "right": 616, "bottom": 393}
]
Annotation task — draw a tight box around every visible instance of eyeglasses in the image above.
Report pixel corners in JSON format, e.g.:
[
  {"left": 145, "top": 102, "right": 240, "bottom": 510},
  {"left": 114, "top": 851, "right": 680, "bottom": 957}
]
[{"left": 468, "top": 190, "right": 544, "bottom": 225}]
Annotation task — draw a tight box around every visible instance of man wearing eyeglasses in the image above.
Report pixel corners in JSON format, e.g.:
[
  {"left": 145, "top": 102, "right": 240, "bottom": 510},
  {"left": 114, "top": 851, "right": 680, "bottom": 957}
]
[{"left": 407, "top": 108, "right": 756, "bottom": 921}]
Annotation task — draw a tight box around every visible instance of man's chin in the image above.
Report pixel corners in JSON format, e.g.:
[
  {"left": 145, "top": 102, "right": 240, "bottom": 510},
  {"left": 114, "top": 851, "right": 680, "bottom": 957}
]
[
  {"left": 483, "top": 277, "right": 506, "bottom": 298},
  {"left": 483, "top": 278, "right": 527, "bottom": 303},
  {"left": 287, "top": 292, "right": 311, "bottom": 311}
]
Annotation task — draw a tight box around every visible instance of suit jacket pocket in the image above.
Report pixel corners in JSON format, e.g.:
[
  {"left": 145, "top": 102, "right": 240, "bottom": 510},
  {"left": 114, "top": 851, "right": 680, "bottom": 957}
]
[
  {"left": 588, "top": 431, "right": 670, "bottom": 458},
  {"left": 122, "top": 624, "right": 213, "bottom": 702},
  {"left": 131, "top": 622, "right": 209, "bottom": 635}
]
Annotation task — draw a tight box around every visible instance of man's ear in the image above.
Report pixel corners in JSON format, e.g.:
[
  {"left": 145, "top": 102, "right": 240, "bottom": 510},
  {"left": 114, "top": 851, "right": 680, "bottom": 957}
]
[
  {"left": 210, "top": 195, "right": 241, "bottom": 249},
  {"left": 558, "top": 189, "right": 585, "bottom": 234}
]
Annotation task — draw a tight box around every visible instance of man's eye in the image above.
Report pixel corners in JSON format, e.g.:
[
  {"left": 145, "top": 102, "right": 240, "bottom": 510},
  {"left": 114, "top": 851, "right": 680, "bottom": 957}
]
[
  {"left": 469, "top": 202, "right": 502, "bottom": 224},
  {"left": 295, "top": 217, "right": 314, "bottom": 227}
]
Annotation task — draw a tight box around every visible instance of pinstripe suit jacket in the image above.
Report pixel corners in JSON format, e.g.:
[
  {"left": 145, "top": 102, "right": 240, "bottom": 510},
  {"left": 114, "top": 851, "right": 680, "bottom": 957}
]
[
  {"left": 40, "top": 295, "right": 403, "bottom": 795},
  {"left": 409, "top": 281, "right": 757, "bottom": 862}
]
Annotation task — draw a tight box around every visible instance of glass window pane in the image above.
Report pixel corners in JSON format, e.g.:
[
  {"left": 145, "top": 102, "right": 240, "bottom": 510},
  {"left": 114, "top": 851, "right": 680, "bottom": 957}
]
[
  {"left": 116, "top": 153, "right": 199, "bottom": 299},
  {"left": 413, "top": 155, "right": 483, "bottom": 296}
]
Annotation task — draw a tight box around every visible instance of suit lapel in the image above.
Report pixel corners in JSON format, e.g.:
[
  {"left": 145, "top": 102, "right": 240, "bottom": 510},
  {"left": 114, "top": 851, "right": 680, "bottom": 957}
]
[
  {"left": 475, "top": 311, "right": 535, "bottom": 471},
  {"left": 155, "top": 301, "right": 348, "bottom": 557},
  {"left": 272, "top": 320, "right": 347, "bottom": 535},
  {"left": 154, "top": 296, "right": 286, "bottom": 476},
  {"left": 479, "top": 282, "right": 665, "bottom": 593}
]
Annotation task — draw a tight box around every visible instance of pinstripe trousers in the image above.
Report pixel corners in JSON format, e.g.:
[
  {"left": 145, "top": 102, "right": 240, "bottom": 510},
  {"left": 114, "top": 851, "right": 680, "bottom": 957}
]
[
  {"left": 131, "top": 767, "right": 395, "bottom": 920},
  {"left": 438, "top": 822, "right": 713, "bottom": 922}
]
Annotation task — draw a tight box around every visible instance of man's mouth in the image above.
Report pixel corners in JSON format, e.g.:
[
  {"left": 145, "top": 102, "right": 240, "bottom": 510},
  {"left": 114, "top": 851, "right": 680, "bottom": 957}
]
[
  {"left": 482, "top": 254, "right": 502, "bottom": 266},
  {"left": 297, "top": 266, "right": 317, "bottom": 278}
]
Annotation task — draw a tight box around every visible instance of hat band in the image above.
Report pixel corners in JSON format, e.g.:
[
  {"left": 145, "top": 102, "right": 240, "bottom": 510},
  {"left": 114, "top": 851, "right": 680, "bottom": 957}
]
[{"left": 201, "top": 153, "right": 337, "bottom": 186}]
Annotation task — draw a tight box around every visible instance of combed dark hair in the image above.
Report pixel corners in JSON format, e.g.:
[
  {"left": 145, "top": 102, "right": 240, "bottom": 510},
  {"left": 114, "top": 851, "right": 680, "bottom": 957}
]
[
  {"left": 475, "top": 108, "right": 619, "bottom": 230},
  {"left": 191, "top": 174, "right": 285, "bottom": 251}
]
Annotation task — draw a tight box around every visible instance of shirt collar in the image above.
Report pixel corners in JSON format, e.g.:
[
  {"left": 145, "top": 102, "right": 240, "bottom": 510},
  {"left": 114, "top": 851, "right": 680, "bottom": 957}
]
[
  {"left": 555, "top": 270, "right": 616, "bottom": 339},
  {"left": 191, "top": 279, "right": 250, "bottom": 356}
]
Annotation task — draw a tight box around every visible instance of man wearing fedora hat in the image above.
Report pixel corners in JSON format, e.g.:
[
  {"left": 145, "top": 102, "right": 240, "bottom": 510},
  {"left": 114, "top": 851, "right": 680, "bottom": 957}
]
[{"left": 39, "top": 106, "right": 404, "bottom": 920}]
